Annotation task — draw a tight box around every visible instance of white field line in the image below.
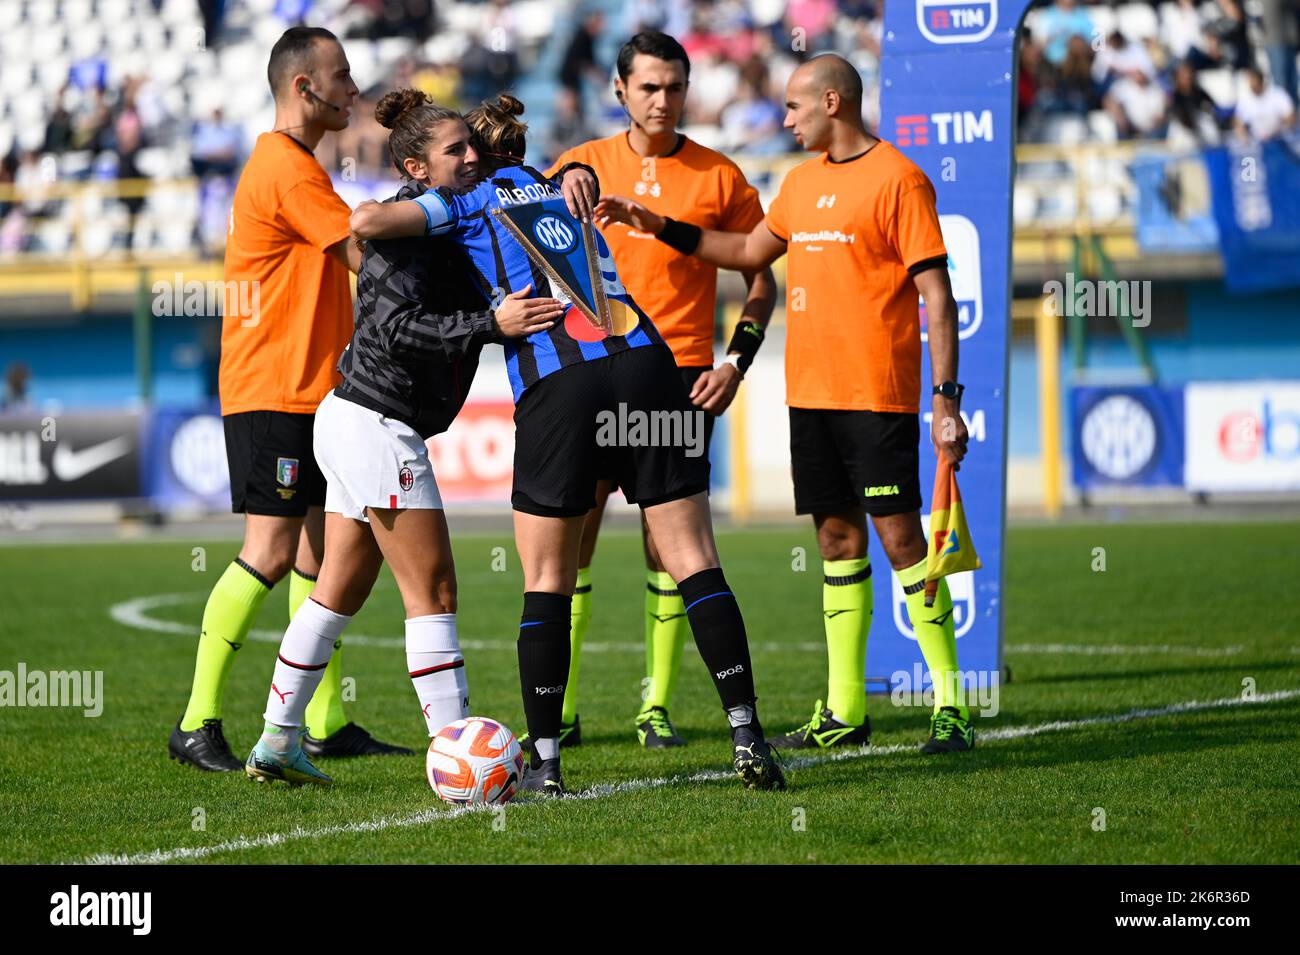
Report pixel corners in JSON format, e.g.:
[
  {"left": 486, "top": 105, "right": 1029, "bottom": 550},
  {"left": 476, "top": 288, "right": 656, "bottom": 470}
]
[
  {"left": 108, "top": 593, "right": 1254, "bottom": 658},
  {"left": 79, "top": 687, "right": 1300, "bottom": 865}
]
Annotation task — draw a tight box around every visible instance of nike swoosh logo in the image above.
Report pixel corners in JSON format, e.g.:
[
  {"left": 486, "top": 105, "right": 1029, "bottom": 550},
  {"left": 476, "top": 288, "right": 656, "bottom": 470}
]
[
  {"left": 652, "top": 613, "right": 685, "bottom": 623},
  {"left": 223, "top": 639, "right": 241, "bottom": 651},
  {"left": 823, "top": 610, "right": 853, "bottom": 619},
  {"left": 927, "top": 609, "right": 955, "bottom": 627},
  {"left": 50, "top": 436, "right": 132, "bottom": 482}
]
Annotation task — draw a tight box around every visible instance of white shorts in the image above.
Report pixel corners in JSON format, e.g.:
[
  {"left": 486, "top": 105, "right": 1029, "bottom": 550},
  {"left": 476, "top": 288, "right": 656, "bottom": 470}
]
[{"left": 314, "top": 391, "right": 443, "bottom": 521}]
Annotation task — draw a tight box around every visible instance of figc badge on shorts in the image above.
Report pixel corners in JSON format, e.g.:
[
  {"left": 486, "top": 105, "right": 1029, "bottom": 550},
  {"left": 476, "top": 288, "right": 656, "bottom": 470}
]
[{"left": 276, "top": 457, "right": 299, "bottom": 487}]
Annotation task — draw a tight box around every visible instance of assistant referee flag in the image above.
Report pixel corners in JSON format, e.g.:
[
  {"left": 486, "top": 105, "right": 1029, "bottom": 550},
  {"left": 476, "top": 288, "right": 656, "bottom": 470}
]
[{"left": 925, "top": 457, "right": 981, "bottom": 606}]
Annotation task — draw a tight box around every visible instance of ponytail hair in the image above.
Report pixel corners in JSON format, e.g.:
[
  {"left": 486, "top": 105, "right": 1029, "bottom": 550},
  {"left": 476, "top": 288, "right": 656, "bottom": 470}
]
[
  {"left": 464, "top": 93, "right": 528, "bottom": 172},
  {"left": 375, "top": 88, "right": 462, "bottom": 178}
]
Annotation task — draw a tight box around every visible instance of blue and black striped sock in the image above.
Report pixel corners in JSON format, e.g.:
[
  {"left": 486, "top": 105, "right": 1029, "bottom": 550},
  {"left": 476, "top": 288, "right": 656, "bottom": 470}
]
[{"left": 678, "top": 568, "right": 757, "bottom": 714}]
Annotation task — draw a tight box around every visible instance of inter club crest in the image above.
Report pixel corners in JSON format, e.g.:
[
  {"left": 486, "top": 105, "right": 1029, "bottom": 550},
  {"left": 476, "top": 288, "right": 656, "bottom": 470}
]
[{"left": 491, "top": 198, "right": 640, "bottom": 341}]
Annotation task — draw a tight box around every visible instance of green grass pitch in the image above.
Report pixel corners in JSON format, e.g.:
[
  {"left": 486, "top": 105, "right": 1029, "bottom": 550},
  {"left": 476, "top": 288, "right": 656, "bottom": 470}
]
[{"left": 1, "top": 520, "right": 1298, "bottom": 864}]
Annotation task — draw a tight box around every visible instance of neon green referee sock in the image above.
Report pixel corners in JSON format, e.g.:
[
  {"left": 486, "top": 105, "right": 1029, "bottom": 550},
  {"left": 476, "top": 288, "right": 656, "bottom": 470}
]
[
  {"left": 180, "top": 560, "right": 271, "bottom": 731},
  {"left": 823, "top": 557, "right": 872, "bottom": 727},
  {"left": 298, "top": 568, "right": 348, "bottom": 740},
  {"left": 643, "top": 570, "right": 687, "bottom": 712},
  {"left": 897, "top": 557, "right": 967, "bottom": 719},
  {"left": 560, "top": 566, "right": 592, "bottom": 725}
]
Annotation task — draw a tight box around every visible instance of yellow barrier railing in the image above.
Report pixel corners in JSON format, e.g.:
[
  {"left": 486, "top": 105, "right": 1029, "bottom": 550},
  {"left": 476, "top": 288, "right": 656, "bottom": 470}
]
[{"left": 0, "top": 177, "right": 207, "bottom": 309}]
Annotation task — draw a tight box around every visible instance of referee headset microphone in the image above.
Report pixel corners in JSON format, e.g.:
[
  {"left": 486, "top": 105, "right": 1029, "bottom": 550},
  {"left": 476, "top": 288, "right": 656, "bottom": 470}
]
[
  {"left": 300, "top": 82, "right": 341, "bottom": 112},
  {"left": 615, "top": 88, "right": 641, "bottom": 130}
]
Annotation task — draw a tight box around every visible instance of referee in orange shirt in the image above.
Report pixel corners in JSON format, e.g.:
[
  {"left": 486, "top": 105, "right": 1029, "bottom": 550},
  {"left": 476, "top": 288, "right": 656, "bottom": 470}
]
[
  {"left": 168, "top": 27, "right": 407, "bottom": 770},
  {"left": 541, "top": 32, "right": 777, "bottom": 750},
  {"left": 599, "top": 54, "right": 976, "bottom": 754}
]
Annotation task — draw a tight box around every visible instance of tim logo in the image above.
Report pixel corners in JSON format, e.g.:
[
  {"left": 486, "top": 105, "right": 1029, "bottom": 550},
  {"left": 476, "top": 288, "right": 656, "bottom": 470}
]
[
  {"left": 893, "top": 513, "right": 976, "bottom": 640},
  {"left": 917, "top": 1, "right": 997, "bottom": 45},
  {"left": 816, "top": 194, "right": 837, "bottom": 208},
  {"left": 895, "top": 111, "right": 993, "bottom": 147},
  {"left": 532, "top": 214, "right": 577, "bottom": 254}
]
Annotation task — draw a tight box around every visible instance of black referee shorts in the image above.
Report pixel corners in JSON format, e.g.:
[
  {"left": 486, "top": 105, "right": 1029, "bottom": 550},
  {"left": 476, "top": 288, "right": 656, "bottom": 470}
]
[
  {"left": 512, "top": 346, "right": 711, "bottom": 517},
  {"left": 789, "top": 407, "right": 921, "bottom": 517},
  {"left": 223, "top": 410, "right": 327, "bottom": 517}
]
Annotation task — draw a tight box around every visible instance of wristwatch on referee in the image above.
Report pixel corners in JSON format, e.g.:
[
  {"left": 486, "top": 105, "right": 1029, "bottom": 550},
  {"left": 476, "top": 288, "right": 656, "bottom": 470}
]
[{"left": 933, "top": 380, "right": 965, "bottom": 401}]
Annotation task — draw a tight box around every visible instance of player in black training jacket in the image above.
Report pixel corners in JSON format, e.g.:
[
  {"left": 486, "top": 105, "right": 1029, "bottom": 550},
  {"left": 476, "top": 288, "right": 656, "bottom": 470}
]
[{"left": 244, "top": 91, "right": 592, "bottom": 787}]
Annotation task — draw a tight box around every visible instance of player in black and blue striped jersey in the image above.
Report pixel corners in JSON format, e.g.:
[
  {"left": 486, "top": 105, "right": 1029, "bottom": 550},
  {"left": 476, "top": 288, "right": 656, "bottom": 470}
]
[{"left": 351, "top": 93, "right": 785, "bottom": 795}]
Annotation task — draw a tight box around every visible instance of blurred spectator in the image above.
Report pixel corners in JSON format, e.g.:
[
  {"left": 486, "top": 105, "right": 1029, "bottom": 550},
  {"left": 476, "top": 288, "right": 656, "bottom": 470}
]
[
  {"left": 1234, "top": 65, "right": 1297, "bottom": 141},
  {"left": 73, "top": 89, "right": 113, "bottom": 153},
  {"left": 0, "top": 151, "right": 16, "bottom": 222},
  {"left": 1261, "top": 0, "right": 1300, "bottom": 103},
  {"left": 1168, "top": 61, "right": 1223, "bottom": 148},
  {"left": 1040, "top": 0, "right": 1095, "bottom": 67},
  {"left": 191, "top": 109, "right": 244, "bottom": 179},
  {"left": 1105, "top": 70, "right": 1167, "bottom": 139},
  {"left": 720, "top": 59, "right": 789, "bottom": 154},
  {"left": 198, "top": 0, "right": 227, "bottom": 48},
  {"left": 114, "top": 109, "right": 147, "bottom": 247},
  {"left": 376, "top": 0, "right": 436, "bottom": 41},
  {"left": 1162, "top": 0, "right": 1208, "bottom": 62},
  {"left": 1040, "top": 34, "right": 1099, "bottom": 117},
  {"left": 623, "top": 0, "right": 691, "bottom": 39},
  {"left": 543, "top": 87, "right": 596, "bottom": 165},
  {"left": 1093, "top": 32, "right": 1155, "bottom": 96},
  {"left": 1206, "top": 0, "right": 1253, "bottom": 71},
  {"left": 43, "top": 89, "right": 75, "bottom": 155},
  {"left": 559, "top": 10, "right": 606, "bottom": 97},
  {"left": 15, "top": 150, "right": 55, "bottom": 218},
  {"left": 1, "top": 363, "right": 34, "bottom": 413},
  {"left": 688, "top": 48, "right": 740, "bottom": 126},
  {"left": 1019, "top": 34, "right": 1046, "bottom": 123},
  {"left": 785, "top": 0, "right": 838, "bottom": 55}
]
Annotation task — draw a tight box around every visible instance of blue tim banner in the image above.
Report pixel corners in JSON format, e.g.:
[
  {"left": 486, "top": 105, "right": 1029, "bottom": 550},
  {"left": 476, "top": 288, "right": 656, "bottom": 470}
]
[
  {"left": 1071, "top": 385, "right": 1185, "bottom": 489},
  {"left": 1204, "top": 140, "right": 1300, "bottom": 294},
  {"left": 873, "top": 1, "right": 1031, "bottom": 693}
]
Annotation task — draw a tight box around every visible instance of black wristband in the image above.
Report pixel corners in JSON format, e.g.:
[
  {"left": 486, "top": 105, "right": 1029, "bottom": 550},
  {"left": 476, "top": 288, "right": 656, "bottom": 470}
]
[
  {"left": 726, "top": 320, "right": 765, "bottom": 376},
  {"left": 656, "top": 217, "right": 702, "bottom": 255}
]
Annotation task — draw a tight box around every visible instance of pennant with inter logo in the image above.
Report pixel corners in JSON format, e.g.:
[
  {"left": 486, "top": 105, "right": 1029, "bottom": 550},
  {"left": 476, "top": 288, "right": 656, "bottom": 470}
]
[{"left": 491, "top": 198, "right": 611, "bottom": 333}]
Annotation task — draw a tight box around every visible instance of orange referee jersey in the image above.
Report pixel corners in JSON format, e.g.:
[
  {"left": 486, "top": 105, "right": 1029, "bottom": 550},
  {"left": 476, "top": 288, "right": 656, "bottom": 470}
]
[
  {"left": 220, "top": 132, "right": 353, "bottom": 416},
  {"left": 766, "top": 141, "right": 948, "bottom": 414},
  {"left": 548, "top": 133, "right": 764, "bottom": 368}
]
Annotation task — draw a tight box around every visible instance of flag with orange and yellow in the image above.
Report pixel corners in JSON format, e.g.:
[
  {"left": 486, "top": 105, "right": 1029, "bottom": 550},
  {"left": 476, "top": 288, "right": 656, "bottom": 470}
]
[{"left": 925, "top": 457, "right": 981, "bottom": 606}]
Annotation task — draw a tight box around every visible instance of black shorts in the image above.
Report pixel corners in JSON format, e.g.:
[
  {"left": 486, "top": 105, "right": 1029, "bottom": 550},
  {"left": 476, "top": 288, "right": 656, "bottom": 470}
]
[
  {"left": 601, "top": 364, "right": 715, "bottom": 489},
  {"left": 789, "top": 407, "right": 921, "bottom": 517},
  {"left": 223, "top": 411, "right": 327, "bottom": 517},
  {"left": 512, "top": 346, "right": 711, "bottom": 517}
]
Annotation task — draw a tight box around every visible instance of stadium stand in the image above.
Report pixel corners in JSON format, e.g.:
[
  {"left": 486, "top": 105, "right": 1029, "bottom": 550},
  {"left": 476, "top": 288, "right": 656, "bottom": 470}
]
[{"left": 0, "top": 1, "right": 1295, "bottom": 265}]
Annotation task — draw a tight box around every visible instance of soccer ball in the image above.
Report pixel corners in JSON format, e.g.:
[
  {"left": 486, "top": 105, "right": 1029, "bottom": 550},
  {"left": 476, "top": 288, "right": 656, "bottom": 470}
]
[{"left": 426, "top": 717, "right": 525, "bottom": 806}]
